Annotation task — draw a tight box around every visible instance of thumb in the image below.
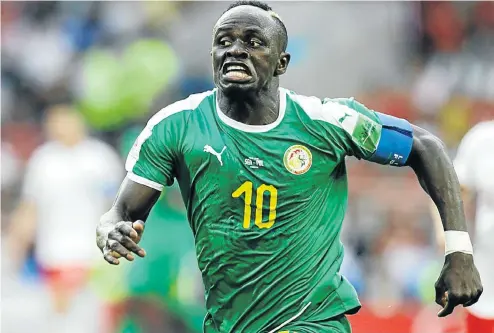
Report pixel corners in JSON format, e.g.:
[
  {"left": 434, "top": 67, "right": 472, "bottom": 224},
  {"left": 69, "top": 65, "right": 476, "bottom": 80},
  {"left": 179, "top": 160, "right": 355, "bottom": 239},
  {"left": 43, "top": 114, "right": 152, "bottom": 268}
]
[
  {"left": 437, "top": 292, "right": 455, "bottom": 317},
  {"left": 132, "top": 220, "right": 145, "bottom": 236}
]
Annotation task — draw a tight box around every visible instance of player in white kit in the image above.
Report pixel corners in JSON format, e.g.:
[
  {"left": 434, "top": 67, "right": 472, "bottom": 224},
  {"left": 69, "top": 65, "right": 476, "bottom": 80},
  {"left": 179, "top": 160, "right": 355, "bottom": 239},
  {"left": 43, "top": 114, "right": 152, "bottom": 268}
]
[
  {"left": 433, "top": 120, "right": 494, "bottom": 333},
  {"left": 6, "top": 105, "right": 123, "bottom": 333}
]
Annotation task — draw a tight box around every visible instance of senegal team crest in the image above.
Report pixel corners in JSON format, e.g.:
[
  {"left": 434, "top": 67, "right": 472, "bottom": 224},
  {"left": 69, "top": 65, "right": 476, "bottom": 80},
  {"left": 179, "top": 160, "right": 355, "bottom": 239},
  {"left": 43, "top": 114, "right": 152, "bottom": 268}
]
[{"left": 283, "top": 145, "right": 312, "bottom": 175}]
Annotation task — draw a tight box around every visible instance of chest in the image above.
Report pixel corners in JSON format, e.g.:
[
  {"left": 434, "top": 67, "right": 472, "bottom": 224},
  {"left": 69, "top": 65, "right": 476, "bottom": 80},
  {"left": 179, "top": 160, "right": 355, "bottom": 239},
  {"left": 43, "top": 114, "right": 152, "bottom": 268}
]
[
  {"left": 36, "top": 149, "right": 103, "bottom": 196},
  {"left": 178, "top": 125, "right": 342, "bottom": 198}
]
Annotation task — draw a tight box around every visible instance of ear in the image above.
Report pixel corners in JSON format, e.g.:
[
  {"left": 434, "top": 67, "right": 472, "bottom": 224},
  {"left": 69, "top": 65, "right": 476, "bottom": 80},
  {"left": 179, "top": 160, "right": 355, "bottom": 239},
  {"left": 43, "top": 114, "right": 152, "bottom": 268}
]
[{"left": 275, "top": 52, "right": 291, "bottom": 76}]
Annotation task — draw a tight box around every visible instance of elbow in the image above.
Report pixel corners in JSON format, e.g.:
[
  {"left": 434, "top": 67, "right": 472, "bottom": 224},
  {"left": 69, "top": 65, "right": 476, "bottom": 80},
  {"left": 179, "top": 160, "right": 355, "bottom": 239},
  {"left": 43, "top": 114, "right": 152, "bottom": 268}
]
[
  {"left": 407, "top": 127, "right": 448, "bottom": 168},
  {"left": 418, "top": 133, "right": 447, "bottom": 155}
]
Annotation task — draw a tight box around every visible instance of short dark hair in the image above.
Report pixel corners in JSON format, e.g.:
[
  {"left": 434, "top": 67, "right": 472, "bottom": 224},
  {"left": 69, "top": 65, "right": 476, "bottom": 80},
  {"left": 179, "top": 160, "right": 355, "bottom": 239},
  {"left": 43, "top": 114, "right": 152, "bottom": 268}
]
[{"left": 223, "top": 1, "right": 288, "bottom": 51}]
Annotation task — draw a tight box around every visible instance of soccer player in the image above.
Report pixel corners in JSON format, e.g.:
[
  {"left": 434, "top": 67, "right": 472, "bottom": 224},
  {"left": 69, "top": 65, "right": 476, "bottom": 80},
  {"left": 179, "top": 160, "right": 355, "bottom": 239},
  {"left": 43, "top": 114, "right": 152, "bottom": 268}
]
[
  {"left": 96, "top": 2, "right": 483, "bottom": 332},
  {"left": 432, "top": 121, "right": 494, "bottom": 333},
  {"left": 8, "top": 104, "right": 123, "bottom": 333}
]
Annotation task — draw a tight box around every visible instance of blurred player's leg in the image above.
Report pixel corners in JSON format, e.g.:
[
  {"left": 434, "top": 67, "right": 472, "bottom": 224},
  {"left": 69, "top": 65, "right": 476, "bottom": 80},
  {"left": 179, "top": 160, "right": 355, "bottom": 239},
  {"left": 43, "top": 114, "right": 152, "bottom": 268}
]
[
  {"left": 41, "top": 267, "right": 88, "bottom": 313},
  {"left": 42, "top": 266, "right": 102, "bottom": 333}
]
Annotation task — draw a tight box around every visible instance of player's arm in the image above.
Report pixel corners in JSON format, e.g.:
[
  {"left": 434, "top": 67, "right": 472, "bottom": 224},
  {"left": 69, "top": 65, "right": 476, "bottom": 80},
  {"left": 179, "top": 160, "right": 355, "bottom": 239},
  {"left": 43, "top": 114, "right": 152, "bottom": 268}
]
[
  {"left": 6, "top": 150, "right": 42, "bottom": 271},
  {"left": 324, "top": 98, "right": 482, "bottom": 317},
  {"left": 430, "top": 186, "right": 475, "bottom": 252},
  {"left": 406, "top": 125, "right": 468, "bottom": 231},
  {"left": 96, "top": 177, "right": 160, "bottom": 265},
  {"left": 406, "top": 125, "right": 482, "bottom": 317},
  {"left": 6, "top": 199, "right": 37, "bottom": 271},
  {"left": 96, "top": 107, "right": 180, "bottom": 265},
  {"left": 429, "top": 124, "right": 482, "bottom": 252}
]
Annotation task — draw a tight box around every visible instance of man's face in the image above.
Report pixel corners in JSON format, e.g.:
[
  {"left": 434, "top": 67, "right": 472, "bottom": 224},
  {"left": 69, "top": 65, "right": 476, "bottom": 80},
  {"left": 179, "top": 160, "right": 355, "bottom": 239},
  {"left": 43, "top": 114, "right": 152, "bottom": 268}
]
[
  {"left": 212, "top": 6, "right": 288, "bottom": 94},
  {"left": 45, "top": 106, "right": 86, "bottom": 146}
]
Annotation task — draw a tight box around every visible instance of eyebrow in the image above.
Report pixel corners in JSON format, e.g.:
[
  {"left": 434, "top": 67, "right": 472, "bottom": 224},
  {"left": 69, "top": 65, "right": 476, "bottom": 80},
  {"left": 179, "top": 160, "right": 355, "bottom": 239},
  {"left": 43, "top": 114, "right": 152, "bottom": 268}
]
[
  {"left": 244, "top": 27, "right": 265, "bottom": 36},
  {"left": 214, "top": 25, "right": 266, "bottom": 36}
]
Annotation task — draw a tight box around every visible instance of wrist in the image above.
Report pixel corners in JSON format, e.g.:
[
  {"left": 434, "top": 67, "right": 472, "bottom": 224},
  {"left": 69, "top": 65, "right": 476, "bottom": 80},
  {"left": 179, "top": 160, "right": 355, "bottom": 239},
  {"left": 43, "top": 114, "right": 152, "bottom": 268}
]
[
  {"left": 444, "top": 230, "right": 473, "bottom": 256},
  {"left": 96, "top": 213, "right": 117, "bottom": 250}
]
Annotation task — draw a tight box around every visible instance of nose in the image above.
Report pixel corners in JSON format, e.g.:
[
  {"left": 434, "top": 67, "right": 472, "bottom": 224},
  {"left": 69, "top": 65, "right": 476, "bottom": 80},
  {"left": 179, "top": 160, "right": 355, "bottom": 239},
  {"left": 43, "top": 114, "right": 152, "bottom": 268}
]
[{"left": 226, "top": 42, "right": 248, "bottom": 59}]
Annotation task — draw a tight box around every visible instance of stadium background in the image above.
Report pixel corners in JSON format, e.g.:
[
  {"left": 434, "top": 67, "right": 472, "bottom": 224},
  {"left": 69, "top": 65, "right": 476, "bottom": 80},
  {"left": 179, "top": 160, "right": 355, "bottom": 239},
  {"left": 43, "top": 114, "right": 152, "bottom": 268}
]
[{"left": 1, "top": 1, "right": 493, "bottom": 333}]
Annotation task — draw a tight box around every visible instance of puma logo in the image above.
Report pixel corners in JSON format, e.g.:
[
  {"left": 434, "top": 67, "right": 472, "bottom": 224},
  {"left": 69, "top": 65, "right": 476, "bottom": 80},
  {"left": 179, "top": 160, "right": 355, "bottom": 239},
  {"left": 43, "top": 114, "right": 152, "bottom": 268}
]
[{"left": 204, "top": 145, "right": 227, "bottom": 166}]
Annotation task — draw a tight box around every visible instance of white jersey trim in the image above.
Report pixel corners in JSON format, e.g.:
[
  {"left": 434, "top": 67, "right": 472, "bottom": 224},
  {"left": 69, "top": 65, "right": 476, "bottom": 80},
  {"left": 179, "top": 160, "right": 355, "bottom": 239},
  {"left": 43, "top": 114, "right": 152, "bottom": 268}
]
[
  {"left": 216, "top": 88, "right": 287, "bottom": 133},
  {"left": 127, "top": 172, "right": 164, "bottom": 191},
  {"left": 125, "top": 90, "right": 214, "bottom": 174}
]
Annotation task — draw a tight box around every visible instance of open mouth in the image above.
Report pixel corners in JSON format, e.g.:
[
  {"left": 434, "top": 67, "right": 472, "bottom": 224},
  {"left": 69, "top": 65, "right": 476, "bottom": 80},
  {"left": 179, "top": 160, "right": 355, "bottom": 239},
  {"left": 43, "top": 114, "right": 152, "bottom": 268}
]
[{"left": 222, "top": 62, "right": 252, "bottom": 81}]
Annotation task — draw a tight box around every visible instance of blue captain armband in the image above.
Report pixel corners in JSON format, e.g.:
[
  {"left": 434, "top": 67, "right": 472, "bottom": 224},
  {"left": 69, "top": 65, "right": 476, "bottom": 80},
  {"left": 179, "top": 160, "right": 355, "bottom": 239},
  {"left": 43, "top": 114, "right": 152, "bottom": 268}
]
[{"left": 369, "top": 113, "right": 414, "bottom": 166}]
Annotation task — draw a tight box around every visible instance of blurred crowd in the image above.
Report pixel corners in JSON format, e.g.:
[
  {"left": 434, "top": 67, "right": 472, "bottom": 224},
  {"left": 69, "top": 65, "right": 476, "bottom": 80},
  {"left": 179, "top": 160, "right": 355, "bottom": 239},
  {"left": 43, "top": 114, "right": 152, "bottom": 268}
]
[{"left": 1, "top": 2, "right": 493, "bottom": 333}]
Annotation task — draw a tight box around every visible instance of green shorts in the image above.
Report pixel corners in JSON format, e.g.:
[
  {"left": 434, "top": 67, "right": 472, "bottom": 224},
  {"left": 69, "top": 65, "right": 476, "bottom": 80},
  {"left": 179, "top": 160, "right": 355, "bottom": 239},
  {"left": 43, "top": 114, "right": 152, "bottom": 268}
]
[{"left": 276, "top": 314, "right": 351, "bottom": 333}]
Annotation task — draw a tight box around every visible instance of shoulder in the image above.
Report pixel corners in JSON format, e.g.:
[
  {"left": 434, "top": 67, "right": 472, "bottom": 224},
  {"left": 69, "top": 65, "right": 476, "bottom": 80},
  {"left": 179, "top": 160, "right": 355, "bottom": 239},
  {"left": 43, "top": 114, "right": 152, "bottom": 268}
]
[
  {"left": 130, "top": 90, "right": 215, "bottom": 155},
  {"left": 81, "top": 139, "right": 123, "bottom": 176},
  {"left": 84, "top": 138, "right": 120, "bottom": 157},
  {"left": 453, "top": 121, "right": 494, "bottom": 186},
  {"left": 29, "top": 142, "right": 60, "bottom": 162},
  {"left": 283, "top": 88, "right": 369, "bottom": 127},
  {"left": 85, "top": 138, "right": 113, "bottom": 149},
  {"left": 462, "top": 121, "right": 494, "bottom": 144},
  {"left": 24, "top": 142, "right": 61, "bottom": 177},
  {"left": 147, "top": 90, "right": 215, "bottom": 129},
  {"left": 456, "top": 121, "right": 494, "bottom": 157},
  {"left": 283, "top": 88, "right": 323, "bottom": 112}
]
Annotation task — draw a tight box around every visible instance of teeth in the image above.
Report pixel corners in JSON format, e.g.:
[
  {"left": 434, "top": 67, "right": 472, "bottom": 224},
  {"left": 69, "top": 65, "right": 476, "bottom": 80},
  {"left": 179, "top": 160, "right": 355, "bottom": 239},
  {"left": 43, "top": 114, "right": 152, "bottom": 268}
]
[
  {"left": 226, "top": 65, "right": 248, "bottom": 73},
  {"left": 225, "top": 71, "right": 249, "bottom": 79},
  {"left": 228, "top": 66, "right": 244, "bottom": 71}
]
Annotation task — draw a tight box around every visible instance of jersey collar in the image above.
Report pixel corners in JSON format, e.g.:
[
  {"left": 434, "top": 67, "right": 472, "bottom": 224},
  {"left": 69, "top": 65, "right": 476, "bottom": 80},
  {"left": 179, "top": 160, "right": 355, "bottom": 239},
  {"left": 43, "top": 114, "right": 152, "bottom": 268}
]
[{"left": 215, "top": 88, "right": 287, "bottom": 133}]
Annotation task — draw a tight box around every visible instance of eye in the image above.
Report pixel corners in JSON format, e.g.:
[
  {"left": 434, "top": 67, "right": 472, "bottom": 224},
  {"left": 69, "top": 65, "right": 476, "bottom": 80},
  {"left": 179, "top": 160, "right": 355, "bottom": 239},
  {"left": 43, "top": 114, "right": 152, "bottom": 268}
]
[
  {"left": 249, "top": 39, "right": 261, "bottom": 47},
  {"left": 219, "top": 38, "right": 232, "bottom": 47}
]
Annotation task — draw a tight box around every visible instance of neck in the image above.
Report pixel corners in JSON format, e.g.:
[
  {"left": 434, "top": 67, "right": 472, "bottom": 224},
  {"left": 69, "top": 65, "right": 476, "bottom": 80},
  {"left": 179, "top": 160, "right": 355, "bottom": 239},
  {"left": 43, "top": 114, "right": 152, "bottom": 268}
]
[
  {"left": 218, "top": 81, "right": 280, "bottom": 126},
  {"left": 54, "top": 135, "right": 85, "bottom": 147}
]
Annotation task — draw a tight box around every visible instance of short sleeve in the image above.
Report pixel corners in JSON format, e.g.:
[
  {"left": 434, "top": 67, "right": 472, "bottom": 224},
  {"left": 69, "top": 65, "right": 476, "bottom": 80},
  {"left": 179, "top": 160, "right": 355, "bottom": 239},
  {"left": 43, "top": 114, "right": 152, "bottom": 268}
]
[
  {"left": 322, "top": 98, "right": 414, "bottom": 166},
  {"left": 453, "top": 125, "right": 483, "bottom": 189},
  {"left": 125, "top": 90, "right": 213, "bottom": 190},
  {"left": 126, "top": 113, "right": 179, "bottom": 191}
]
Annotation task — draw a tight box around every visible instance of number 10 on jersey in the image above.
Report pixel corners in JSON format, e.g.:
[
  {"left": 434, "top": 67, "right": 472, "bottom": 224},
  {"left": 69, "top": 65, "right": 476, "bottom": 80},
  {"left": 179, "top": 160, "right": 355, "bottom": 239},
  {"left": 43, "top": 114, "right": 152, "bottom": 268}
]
[{"left": 232, "top": 181, "right": 278, "bottom": 229}]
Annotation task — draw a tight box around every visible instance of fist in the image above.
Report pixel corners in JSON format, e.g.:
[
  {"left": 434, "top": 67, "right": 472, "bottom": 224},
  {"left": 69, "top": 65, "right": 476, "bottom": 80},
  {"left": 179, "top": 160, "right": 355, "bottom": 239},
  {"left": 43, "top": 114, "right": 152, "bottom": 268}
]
[
  {"left": 96, "top": 219, "right": 146, "bottom": 265},
  {"left": 435, "top": 252, "right": 483, "bottom": 317}
]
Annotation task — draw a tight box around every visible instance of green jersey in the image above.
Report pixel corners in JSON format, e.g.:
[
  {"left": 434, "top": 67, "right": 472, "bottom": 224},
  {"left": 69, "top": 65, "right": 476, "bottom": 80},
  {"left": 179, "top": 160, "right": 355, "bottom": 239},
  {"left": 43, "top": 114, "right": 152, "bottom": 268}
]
[{"left": 126, "top": 88, "right": 395, "bottom": 333}]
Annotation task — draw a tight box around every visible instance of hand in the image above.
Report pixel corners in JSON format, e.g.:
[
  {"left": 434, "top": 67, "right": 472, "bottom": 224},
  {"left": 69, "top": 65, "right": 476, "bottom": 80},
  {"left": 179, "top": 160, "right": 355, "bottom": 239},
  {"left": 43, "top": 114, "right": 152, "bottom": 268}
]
[
  {"left": 96, "top": 218, "right": 146, "bottom": 265},
  {"left": 435, "top": 252, "right": 483, "bottom": 317}
]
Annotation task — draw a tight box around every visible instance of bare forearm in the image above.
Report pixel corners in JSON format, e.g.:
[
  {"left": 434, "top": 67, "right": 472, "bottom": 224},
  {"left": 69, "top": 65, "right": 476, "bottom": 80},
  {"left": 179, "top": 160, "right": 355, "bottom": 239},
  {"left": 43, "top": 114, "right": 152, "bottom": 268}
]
[
  {"left": 7, "top": 200, "right": 37, "bottom": 270},
  {"left": 112, "top": 177, "right": 160, "bottom": 220},
  {"left": 96, "top": 177, "right": 160, "bottom": 250},
  {"left": 405, "top": 125, "right": 483, "bottom": 316},
  {"left": 407, "top": 125, "right": 467, "bottom": 232}
]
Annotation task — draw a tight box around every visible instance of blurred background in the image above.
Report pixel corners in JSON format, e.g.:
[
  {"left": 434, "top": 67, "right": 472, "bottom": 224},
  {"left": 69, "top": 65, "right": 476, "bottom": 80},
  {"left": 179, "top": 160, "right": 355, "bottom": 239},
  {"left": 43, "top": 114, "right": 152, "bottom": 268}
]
[{"left": 1, "top": 1, "right": 493, "bottom": 333}]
